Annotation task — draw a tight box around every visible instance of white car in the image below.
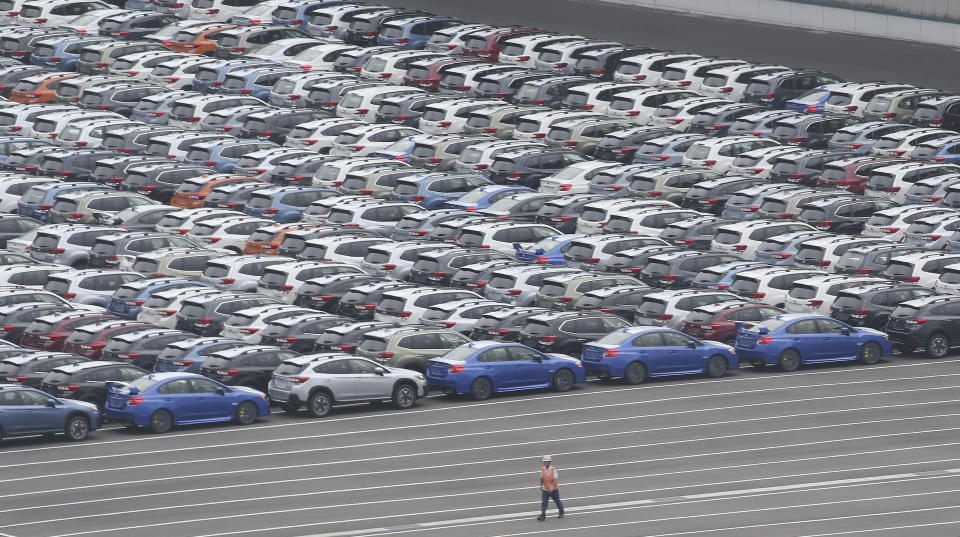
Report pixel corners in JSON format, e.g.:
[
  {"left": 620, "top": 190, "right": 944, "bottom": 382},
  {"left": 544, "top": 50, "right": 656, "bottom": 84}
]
[
  {"left": 658, "top": 58, "right": 747, "bottom": 92},
  {"left": 882, "top": 251, "right": 960, "bottom": 288},
  {"left": 863, "top": 161, "right": 960, "bottom": 205},
  {"left": 138, "top": 286, "right": 222, "bottom": 328},
  {"left": 728, "top": 266, "right": 824, "bottom": 308},
  {"left": 17, "top": 0, "right": 112, "bottom": 27},
  {"left": 612, "top": 52, "right": 701, "bottom": 85},
  {"left": 455, "top": 221, "right": 560, "bottom": 254},
  {"left": 727, "top": 145, "right": 806, "bottom": 178},
  {"left": 699, "top": 64, "right": 789, "bottom": 101},
  {"left": 648, "top": 97, "right": 731, "bottom": 131},
  {"left": 783, "top": 275, "right": 883, "bottom": 314},
  {"left": 220, "top": 304, "right": 314, "bottom": 343},
  {"left": 328, "top": 125, "right": 424, "bottom": 157},
  {"left": 359, "top": 50, "right": 442, "bottom": 84},
  {"left": 861, "top": 205, "right": 954, "bottom": 241},
  {"left": 418, "top": 98, "right": 496, "bottom": 134},
  {"left": 711, "top": 220, "right": 817, "bottom": 258},
  {"left": 258, "top": 260, "right": 366, "bottom": 304},
  {"left": 184, "top": 216, "right": 272, "bottom": 253},
  {"left": 283, "top": 117, "right": 366, "bottom": 152},
  {"left": 539, "top": 161, "right": 620, "bottom": 194},
  {"left": 681, "top": 136, "right": 780, "bottom": 173},
  {"left": 336, "top": 85, "right": 425, "bottom": 123},
  {"left": 606, "top": 88, "right": 699, "bottom": 124},
  {"left": 498, "top": 33, "right": 583, "bottom": 68},
  {"left": 869, "top": 127, "right": 954, "bottom": 157}
]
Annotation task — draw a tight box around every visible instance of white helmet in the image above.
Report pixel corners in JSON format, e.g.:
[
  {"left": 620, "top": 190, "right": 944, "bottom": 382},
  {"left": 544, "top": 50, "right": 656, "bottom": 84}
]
[{"left": 542, "top": 455, "right": 552, "bottom": 462}]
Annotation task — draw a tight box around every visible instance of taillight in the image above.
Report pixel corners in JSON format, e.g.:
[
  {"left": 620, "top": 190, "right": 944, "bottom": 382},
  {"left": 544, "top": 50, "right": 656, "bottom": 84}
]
[
  {"left": 903, "top": 276, "right": 920, "bottom": 283},
  {"left": 127, "top": 396, "right": 144, "bottom": 405},
  {"left": 538, "top": 335, "right": 557, "bottom": 345},
  {"left": 851, "top": 309, "right": 870, "bottom": 319},
  {"left": 807, "top": 300, "right": 823, "bottom": 307},
  {"left": 905, "top": 318, "right": 927, "bottom": 326},
  {"left": 757, "top": 336, "right": 774, "bottom": 345},
  {"left": 217, "top": 369, "right": 238, "bottom": 376},
  {"left": 749, "top": 292, "right": 765, "bottom": 299},
  {"left": 602, "top": 349, "right": 619, "bottom": 357},
  {"left": 448, "top": 364, "right": 464, "bottom": 373}
]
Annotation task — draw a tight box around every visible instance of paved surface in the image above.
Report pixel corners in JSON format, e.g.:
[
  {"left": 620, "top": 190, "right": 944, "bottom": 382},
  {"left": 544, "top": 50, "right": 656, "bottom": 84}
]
[
  {"left": 376, "top": 0, "right": 960, "bottom": 91},
  {"left": 3, "top": 355, "right": 960, "bottom": 536}
]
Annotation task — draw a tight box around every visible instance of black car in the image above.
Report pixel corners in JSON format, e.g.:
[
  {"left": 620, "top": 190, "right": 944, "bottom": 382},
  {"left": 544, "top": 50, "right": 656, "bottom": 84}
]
[
  {"left": 593, "top": 126, "right": 674, "bottom": 162},
  {"left": 687, "top": 103, "right": 767, "bottom": 136},
  {"left": 660, "top": 216, "right": 735, "bottom": 251},
  {"left": 0, "top": 216, "right": 41, "bottom": 249},
  {"left": 534, "top": 193, "right": 607, "bottom": 233},
  {"left": 571, "top": 285, "right": 657, "bottom": 323},
  {"left": 200, "top": 345, "right": 299, "bottom": 392},
  {"left": 375, "top": 94, "right": 452, "bottom": 125},
  {"left": 101, "top": 328, "right": 194, "bottom": 371},
  {"left": 770, "top": 115, "right": 862, "bottom": 149},
  {"left": 640, "top": 251, "right": 742, "bottom": 289},
  {"left": 153, "top": 337, "right": 253, "bottom": 373},
  {"left": 604, "top": 245, "right": 683, "bottom": 275},
  {"left": 517, "top": 310, "right": 631, "bottom": 355},
  {"left": 91, "top": 155, "right": 171, "bottom": 184},
  {"left": 277, "top": 228, "right": 379, "bottom": 258},
  {"left": 0, "top": 64, "right": 50, "bottom": 98},
  {"left": 886, "top": 294, "right": 960, "bottom": 358},
  {"left": 294, "top": 274, "right": 387, "bottom": 311},
  {"left": 335, "top": 280, "right": 417, "bottom": 320},
  {"left": 409, "top": 247, "right": 511, "bottom": 286},
  {"left": 88, "top": 231, "right": 199, "bottom": 268},
  {"left": 680, "top": 176, "right": 766, "bottom": 214},
  {"left": 512, "top": 75, "right": 594, "bottom": 108},
  {"left": 238, "top": 109, "right": 332, "bottom": 144},
  {"left": 0, "top": 302, "right": 71, "bottom": 344},
  {"left": 797, "top": 196, "right": 896, "bottom": 234},
  {"left": 0, "top": 352, "right": 86, "bottom": 388},
  {"left": 98, "top": 12, "right": 181, "bottom": 40},
  {"left": 203, "top": 182, "right": 266, "bottom": 210},
  {"left": 175, "top": 292, "right": 283, "bottom": 336},
  {"left": 118, "top": 163, "right": 210, "bottom": 203},
  {"left": 312, "top": 321, "right": 397, "bottom": 353},
  {"left": 833, "top": 243, "right": 930, "bottom": 276},
  {"left": 909, "top": 95, "right": 960, "bottom": 130},
  {"left": 100, "top": 125, "right": 181, "bottom": 154},
  {"left": 572, "top": 46, "right": 655, "bottom": 80},
  {"left": 487, "top": 148, "right": 588, "bottom": 188},
  {"left": 830, "top": 282, "right": 936, "bottom": 330},
  {"left": 39, "top": 149, "right": 127, "bottom": 182},
  {"left": 39, "top": 360, "right": 147, "bottom": 408},
  {"left": 742, "top": 69, "right": 844, "bottom": 108},
  {"left": 450, "top": 259, "right": 515, "bottom": 289},
  {"left": 469, "top": 306, "right": 550, "bottom": 341},
  {"left": 343, "top": 8, "right": 430, "bottom": 45},
  {"left": 257, "top": 312, "right": 352, "bottom": 353},
  {"left": 768, "top": 149, "right": 853, "bottom": 185}
]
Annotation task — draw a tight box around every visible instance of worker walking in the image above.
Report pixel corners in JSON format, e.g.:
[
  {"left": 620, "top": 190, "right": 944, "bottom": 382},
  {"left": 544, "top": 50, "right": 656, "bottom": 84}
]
[{"left": 537, "top": 455, "right": 565, "bottom": 521}]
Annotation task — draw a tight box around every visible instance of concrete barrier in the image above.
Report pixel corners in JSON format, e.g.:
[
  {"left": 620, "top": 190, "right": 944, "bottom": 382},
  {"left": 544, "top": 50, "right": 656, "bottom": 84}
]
[{"left": 599, "top": 0, "right": 960, "bottom": 47}]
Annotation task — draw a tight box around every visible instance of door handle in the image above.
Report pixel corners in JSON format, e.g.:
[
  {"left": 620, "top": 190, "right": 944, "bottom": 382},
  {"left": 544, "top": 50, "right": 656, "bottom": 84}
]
[{"left": 484, "top": 366, "right": 492, "bottom": 369}]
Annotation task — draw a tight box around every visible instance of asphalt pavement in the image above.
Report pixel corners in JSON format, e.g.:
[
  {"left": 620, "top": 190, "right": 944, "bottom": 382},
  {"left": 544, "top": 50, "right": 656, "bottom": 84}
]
[
  {"left": 2, "top": 354, "right": 960, "bottom": 537},
  {"left": 375, "top": 0, "right": 960, "bottom": 91}
]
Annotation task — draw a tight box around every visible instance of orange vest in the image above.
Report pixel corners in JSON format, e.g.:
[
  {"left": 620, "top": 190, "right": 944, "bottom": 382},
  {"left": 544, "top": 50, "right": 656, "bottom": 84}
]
[{"left": 541, "top": 466, "right": 558, "bottom": 491}]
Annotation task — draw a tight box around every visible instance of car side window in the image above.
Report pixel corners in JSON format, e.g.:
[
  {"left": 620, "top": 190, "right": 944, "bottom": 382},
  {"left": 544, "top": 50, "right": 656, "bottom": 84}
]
[
  {"left": 0, "top": 390, "right": 20, "bottom": 405},
  {"left": 157, "top": 379, "right": 191, "bottom": 394},
  {"left": 17, "top": 390, "right": 50, "bottom": 405},
  {"left": 631, "top": 332, "right": 664, "bottom": 347},
  {"left": 660, "top": 331, "right": 693, "bottom": 347},
  {"left": 786, "top": 319, "right": 818, "bottom": 334},
  {"left": 506, "top": 346, "right": 541, "bottom": 362},
  {"left": 189, "top": 378, "right": 221, "bottom": 393},
  {"left": 815, "top": 318, "right": 847, "bottom": 334},
  {"left": 478, "top": 347, "right": 511, "bottom": 362},
  {"left": 348, "top": 359, "right": 378, "bottom": 374}
]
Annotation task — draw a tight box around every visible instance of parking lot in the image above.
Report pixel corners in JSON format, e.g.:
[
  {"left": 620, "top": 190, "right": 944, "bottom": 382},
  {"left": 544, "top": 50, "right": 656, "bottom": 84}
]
[{"left": 3, "top": 355, "right": 960, "bottom": 537}]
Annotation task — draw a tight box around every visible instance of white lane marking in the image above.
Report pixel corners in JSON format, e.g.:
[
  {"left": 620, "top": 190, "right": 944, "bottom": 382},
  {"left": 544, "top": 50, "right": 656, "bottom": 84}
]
[
  {"left": 798, "top": 520, "right": 960, "bottom": 536},
  {"left": 6, "top": 398, "right": 960, "bottom": 504},
  {"left": 148, "top": 474, "right": 960, "bottom": 537},
  {"left": 7, "top": 421, "right": 960, "bottom": 531},
  {"left": 4, "top": 372, "right": 956, "bottom": 468},
  {"left": 2, "top": 359, "right": 954, "bottom": 456},
  {"left": 3, "top": 384, "right": 955, "bottom": 478}
]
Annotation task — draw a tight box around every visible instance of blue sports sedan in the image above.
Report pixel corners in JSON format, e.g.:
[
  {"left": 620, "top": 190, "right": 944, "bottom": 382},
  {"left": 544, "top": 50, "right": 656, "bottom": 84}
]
[
  {"left": 734, "top": 313, "right": 892, "bottom": 371},
  {"left": 580, "top": 326, "right": 738, "bottom": 384},
  {"left": 104, "top": 372, "right": 270, "bottom": 433},
  {"left": 0, "top": 384, "right": 100, "bottom": 441},
  {"left": 426, "top": 341, "right": 586, "bottom": 400}
]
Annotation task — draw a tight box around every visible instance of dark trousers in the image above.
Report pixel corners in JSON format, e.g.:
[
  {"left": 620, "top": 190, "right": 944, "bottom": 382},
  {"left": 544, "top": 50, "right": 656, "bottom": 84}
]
[{"left": 541, "top": 488, "right": 564, "bottom": 515}]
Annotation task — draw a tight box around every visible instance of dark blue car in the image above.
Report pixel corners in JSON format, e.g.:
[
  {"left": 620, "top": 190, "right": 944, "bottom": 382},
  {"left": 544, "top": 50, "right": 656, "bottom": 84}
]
[
  {"left": 734, "top": 313, "right": 891, "bottom": 371},
  {"left": 426, "top": 341, "right": 586, "bottom": 400},
  {"left": 104, "top": 372, "right": 270, "bottom": 433},
  {"left": 580, "top": 326, "right": 738, "bottom": 384},
  {"left": 0, "top": 384, "right": 100, "bottom": 441},
  {"left": 515, "top": 234, "right": 586, "bottom": 265}
]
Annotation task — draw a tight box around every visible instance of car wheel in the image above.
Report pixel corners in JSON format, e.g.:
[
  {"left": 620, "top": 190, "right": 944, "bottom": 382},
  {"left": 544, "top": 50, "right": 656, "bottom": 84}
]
[
  {"left": 280, "top": 401, "right": 299, "bottom": 413},
  {"left": 858, "top": 341, "right": 881, "bottom": 365},
  {"left": 392, "top": 383, "right": 417, "bottom": 409},
  {"left": 777, "top": 349, "right": 801, "bottom": 372},
  {"left": 235, "top": 401, "right": 258, "bottom": 425},
  {"left": 307, "top": 391, "right": 332, "bottom": 418},
  {"left": 704, "top": 355, "right": 728, "bottom": 378},
  {"left": 64, "top": 415, "right": 90, "bottom": 442},
  {"left": 925, "top": 334, "right": 950, "bottom": 359},
  {"left": 552, "top": 368, "right": 575, "bottom": 392},
  {"left": 470, "top": 377, "right": 493, "bottom": 401},
  {"left": 149, "top": 409, "right": 173, "bottom": 434},
  {"left": 624, "top": 361, "right": 646, "bottom": 385}
]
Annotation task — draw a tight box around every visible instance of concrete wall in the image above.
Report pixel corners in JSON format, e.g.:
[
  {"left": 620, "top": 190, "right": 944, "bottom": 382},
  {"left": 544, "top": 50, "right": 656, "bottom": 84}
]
[{"left": 599, "top": 0, "right": 960, "bottom": 46}]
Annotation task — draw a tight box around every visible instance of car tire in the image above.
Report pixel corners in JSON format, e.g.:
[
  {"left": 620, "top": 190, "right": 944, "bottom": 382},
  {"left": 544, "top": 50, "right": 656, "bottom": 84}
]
[
  {"left": 858, "top": 341, "right": 881, "bottom": 365},
  {"left": 307, "top": 391, "right": 332, "bottom": 418},
  {"left": 470, "top": 377, "right": 493, "bottom": 401},
  {"left": 624, "top": 361, "right": 646, "bottom": 385},
  {"left": 149, "top": 409, "right": 173, "bottom": 434},
  {"left": 552, "top": 369, "right": 575, "bottom": 392},
  {"left": 704, "top": 355, "right": 728, "bottom": 378},
  {"left": 925, "top": 334, "right": 950, "bottom": 359},
  {"left": 777, "top": 349, "right": 801, "bottom": 372},
  {"left": 64, "top": 415, "right": 90, "bottom": 442},
  {"left": 392, "top": 383, "right": 417, "bottom": 409},
  {"left": 280, "top": 401, "right": 299, "bottom": 413},
  {"left": 235, "top": 401, "right": 258, "bottom": 425}
]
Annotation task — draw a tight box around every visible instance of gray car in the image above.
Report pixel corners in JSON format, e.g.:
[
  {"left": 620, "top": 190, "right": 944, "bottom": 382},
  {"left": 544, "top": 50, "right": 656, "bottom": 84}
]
[{"left": 267, "top": 353, "right": 427, "bottom": 417}]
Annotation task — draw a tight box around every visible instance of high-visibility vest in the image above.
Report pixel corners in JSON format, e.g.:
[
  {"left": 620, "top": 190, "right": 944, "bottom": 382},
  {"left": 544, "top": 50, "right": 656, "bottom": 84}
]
[{"left": 541, "top": 466, "right": 558, "bottom": 491}]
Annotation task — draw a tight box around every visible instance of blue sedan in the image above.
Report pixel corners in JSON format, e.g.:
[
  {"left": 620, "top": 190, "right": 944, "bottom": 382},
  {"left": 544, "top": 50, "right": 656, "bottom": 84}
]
[
  {"left": 426, "top": 341, "right": 586, "bottom": 400},
  {"left": 734, "top": 314, "right": 892, "bottom": 371},
  {"left": 580, "top": 327, "right": 738, "bottom": 384},
  {"left": 104, "top": 373, "right": 270, "bottom": 433},
  {"left": 0, "top": 384, "right": 100, "bottom": 441}
]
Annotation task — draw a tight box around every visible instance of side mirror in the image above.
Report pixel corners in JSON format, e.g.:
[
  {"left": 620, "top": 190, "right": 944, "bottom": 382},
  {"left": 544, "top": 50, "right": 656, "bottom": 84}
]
[
  {"left": 127, "top": 386, "right": 140, "bottom": 395},
  {"left": 686, "top": 340, "right": 697, "bottom": 349},
  {"left": 533, "top": 354, "right": 543, "bottom": 362},
  {"left": 534, "top": 248, "right": 545, "bottom": 255},
  {"left": 215, "top": 387, "right": 225, "bottom": 395},
  {"left": 46, "top": 399, "right": 57, "bottom": 408},
  {"left": 757, "top": 326, "right": 770, "bottom": 335},
  {"left": 840, "top": 327, "right": 851, "bottom": 336},
  {"left": 374, "top": 367, "right": 386, "bottom": 376}
]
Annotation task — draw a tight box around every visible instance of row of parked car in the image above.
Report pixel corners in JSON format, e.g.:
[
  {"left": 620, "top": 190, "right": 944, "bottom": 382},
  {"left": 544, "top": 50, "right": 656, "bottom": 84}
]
[{"left": 1, "top": 0, "right": 959, "bottom": 442}]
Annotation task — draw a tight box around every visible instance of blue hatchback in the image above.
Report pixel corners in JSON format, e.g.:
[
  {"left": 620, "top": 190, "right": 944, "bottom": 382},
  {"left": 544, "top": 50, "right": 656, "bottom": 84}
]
[
  {"left": 104, "top": 372, "right": 270, "bottom": 433},
  {"left": 734, "top": 314, "right": 891, "bottom": 371},
  {"left": 31, "top": 36, "right": 111, "bottom": 71},
  {"left": 391, "top": 172, "right": 492, "bottom": 209},
  {"left": 244, "top": 186, "right": 340, "bottom": 222},
  {"left": 443, "top": 185, "right": 534, "bottom": 211},
  {"left": 377, "top": 16, "right": 462, "bottom": 49},
  {"left": 426, "top": 341, "right": 586, "bottom": 400},
  {"left": 18, "top": 182, "right": 109, "bottom": 222},
  {"left": 0, "top": 384, "right": 100, "bottom": 441},
  {"left": 580, "top": 326, "right": 738, "bottom": 384},
  {"left": 515, "top": 234, "right": 586, "bottom": 265}
]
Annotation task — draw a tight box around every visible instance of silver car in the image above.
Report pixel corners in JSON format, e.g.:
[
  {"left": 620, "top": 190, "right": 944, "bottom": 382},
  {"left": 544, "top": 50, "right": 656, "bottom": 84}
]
[{"left": 268, "top": 354, "right": 427, "bottom": 417}]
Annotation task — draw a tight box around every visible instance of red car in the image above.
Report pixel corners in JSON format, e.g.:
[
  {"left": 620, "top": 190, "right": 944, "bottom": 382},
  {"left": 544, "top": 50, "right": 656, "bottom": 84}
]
[
  {"left": 460, "top": 27, "right": 546, "bottom": 62},
  {"left": 403, "top": 57, "right": 487, "bottom": 92},
  {"left": 61, "top": 320, "right": 157, "bottom": 359},
  {"left": 19, "top": 312, "right": 117, "bottom": 351},
  {"left": 681, "top": 302, "right": 786, "bottom": 345},
  {"left": 816, "top": 156, "right": 905, "bottom": 195}
]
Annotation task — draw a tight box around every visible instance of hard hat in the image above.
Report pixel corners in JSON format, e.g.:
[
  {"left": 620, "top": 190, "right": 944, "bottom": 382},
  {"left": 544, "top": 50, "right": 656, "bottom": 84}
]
[{"left": 542, "top": 455, "right": 552, "bottom": 462}]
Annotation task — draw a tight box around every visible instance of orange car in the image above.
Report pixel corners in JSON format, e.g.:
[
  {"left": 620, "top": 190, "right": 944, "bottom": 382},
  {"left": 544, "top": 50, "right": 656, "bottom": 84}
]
[
  {"left": 10, "top": 72, "right": 81, "bottom": 104},
  {"left": 170, "top": 174, "right": 265, "bottom": 208},
  {"left": 167, "top": 23, "right": 238, "bottom": 55},
  {"left": 243, "top": 223, "right": 315, "bottom": 255}
]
